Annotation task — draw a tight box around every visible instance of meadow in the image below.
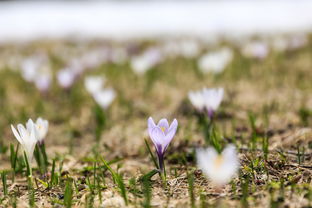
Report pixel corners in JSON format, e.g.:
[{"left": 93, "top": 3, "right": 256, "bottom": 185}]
[{"left": 0, "top": 34, "right": 311, "bottom": 207}]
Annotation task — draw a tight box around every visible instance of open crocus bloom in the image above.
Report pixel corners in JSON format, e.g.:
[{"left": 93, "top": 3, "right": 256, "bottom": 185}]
[
  {"left": 197, "top": 47, "right": 233, "bottom": 74},
  {"left": 147, "top": 117, "right": 178, "bottom": 171},
  {"left": 92, "top": 88, "right": 116, "bottom": 109},
  {"left": 131, "top": 47, "right": 162, "bottom": 75},
  {"left": 188, "top": 88, "right": 224, "bottom": 118},
  {"left": 35, "top": 117, "right": 49, "bottom": 144},
  {"left": 11, "top": 119, "right": 38, "bottom": 163},
  {"left": 84, "top": 75, "right": 105, "bottom": 95},
  {"left": 196, "top": 144, "right": 239, "bottom": 187}
]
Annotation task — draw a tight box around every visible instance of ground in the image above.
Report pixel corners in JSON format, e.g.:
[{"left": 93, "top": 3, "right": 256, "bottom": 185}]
[{"left": 0, "top": 36, "right": 312, "bottom": 207}]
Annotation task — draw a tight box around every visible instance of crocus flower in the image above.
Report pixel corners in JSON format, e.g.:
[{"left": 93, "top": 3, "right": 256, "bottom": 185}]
[
  {"left": 11, "top": 119, "right": 38, "bottom": 164},
  {"left": 147, "top": 117, "right": 178, "bottom": 173},
  {"left": 34, "top": 117, "right": 49, "bottom": 144},
  {"left": 34, "top": 73, "right": 52, "bottom": 93},
  {"left": 84, "top": 75, "right": 116, "bottom": 109},
  {"left": 92, "top": 88, "right": 116, "bottom": 109},
  {"left": 131, "top": 47, "right": 162, "bottom": 75},
  {"left": 196, "top": 144, "right": 239, "bottom": 187},
  {"left": 20, "top": 57, "right": 39, "bottom": 82},
  {"left": 84, "top": 75, "right": 105, "bottom": 95},
  {"left": 57, "top": 68, "right": 76, "bottom": 89},
  {"left": 288, "top": 33, "right": 308, "bottom": 50},
  {"left": 197, "top": 47, "right": 233, "bottom": 74},
  {"left": 178, "top": 39, "right": 200, "bottom": 58},
  {"left": 241, "top": 41, "right": 268, "bottom": 60},
  {"left": 188, "top": 88, "right": 224, "bottom": 118}
]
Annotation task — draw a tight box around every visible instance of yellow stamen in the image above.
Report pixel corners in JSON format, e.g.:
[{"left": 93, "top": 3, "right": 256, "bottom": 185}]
[
  {"left": 160, "top": 127, "right": 166, "bottom": 132},
  {"left": 213, "top": 155, "right": 224, "bottom": 169}
]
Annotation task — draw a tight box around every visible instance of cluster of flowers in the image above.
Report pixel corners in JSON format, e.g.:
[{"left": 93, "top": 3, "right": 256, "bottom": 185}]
[
  {"left": 10, "top": 87, "right": 238, "bottom": 187},
  {"left": 0, "top": 33, "right": 307, "bottom": 95},
  {"left": 148, "top": 87, "right": 239, "bottom": 187},
  {"left": 11, "top": 118, "right": 49, "bottom": 166}
]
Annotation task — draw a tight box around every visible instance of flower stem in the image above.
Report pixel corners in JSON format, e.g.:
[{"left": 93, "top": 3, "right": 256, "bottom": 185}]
[
  {"left": 158, "top": 153, "right": 167, "bottom": 187},
  {"left": 158, "top": 153, "right": 164, "bottom": 174},
  {"left": 24, "top": 151, "right": 32, "bottom": 177}
]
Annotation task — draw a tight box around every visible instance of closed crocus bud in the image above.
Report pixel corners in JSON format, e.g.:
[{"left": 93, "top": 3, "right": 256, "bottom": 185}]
[{"left": 196, "top": 145, "right": 239, "bottom": 187}]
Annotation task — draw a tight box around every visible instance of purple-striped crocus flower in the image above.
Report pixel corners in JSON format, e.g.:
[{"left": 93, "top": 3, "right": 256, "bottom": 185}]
[{"left": 148, "top": 117, "right": 178, "bottom": 173}]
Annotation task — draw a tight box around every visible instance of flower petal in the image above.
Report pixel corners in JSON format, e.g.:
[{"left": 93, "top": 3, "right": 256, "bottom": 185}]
[
  {"left": 17, "top": 124, "right": 28, "bottom": 139},
  {"left": 163, "top": 119, "right": 178, "bottom": 151},
  {"left": 157, "top": 118, "right": 169, "bottom": 133},
  {"left": 147, "top": 117, "right": 156, "bottom": 136},
  {"left": 11, "top": 125, "right": 22, "bottom": 145},
  {"left": 149, "top": 126, "right": 165, "bottom": 153}
]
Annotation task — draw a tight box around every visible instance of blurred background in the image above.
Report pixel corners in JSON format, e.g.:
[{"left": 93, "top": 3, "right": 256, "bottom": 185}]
[{"left": 1, "top": 0, "right": 312, "bottom": 42}]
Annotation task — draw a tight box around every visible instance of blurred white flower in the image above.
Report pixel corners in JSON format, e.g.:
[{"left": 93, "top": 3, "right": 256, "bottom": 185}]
[
  {"left": 188, "top": 88, "right": 224, "bottom": 117},
  {"left": 35, "top": 117, "right": 49, "bottom": 143},
  {"left": 84, "top": 75, "right": 116, "bottom": 109},
  {"left": 68, "top": 58, "right": 85, "bottom": 75},
  {"left": 198, "top": 48, "right": 233, "bottom": 74},
  {"left": 11, "top": 119, "right": 38, "bottom": 163},
  {"left": 57, "top": 68, "right": 76, "bottom": 89},
  {"left": 84, "top": 75, "right": 105, "bottom": 95},
  {"left": 92, "top": 88, "right": 116, "bottom": 109},
  {"left": 34, "top": 70, "right": 52, "bottom": 92},
  {"left": 179, "top": 39, "right": 200, "bottom": 58},
  {"left": 80, "top": 48, "right": 109, "bottom": 70},
  {"left": 272, "top": 36, "right": 289, "bottom": 52},
  {"left": 131, "top": 47, "right": 162, "bottom": 75},
  {"left": 20, "top": 54, "right": 50, "bottom": 82},
  {"left": 242, "top": 41, "right": 268, "bottom": 60},
  {"left": 20, "top": 57, "right": 41, "bottom": 82},
  {"left": 288, "top": 33, "right": 308, "bottom": 50},
  {"left": 196, "top": 145, "right": 239, "bottom": 187}
]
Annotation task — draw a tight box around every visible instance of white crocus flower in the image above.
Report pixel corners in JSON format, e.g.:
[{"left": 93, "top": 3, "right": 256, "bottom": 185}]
[
  {"left": 179, "top": 39, "right": 200, "bottom": 58},
  {"left": 198, "top": 48, "right": 233, "bottom": 74},
  {"left": 35, "top": 118, "right": 49, "bottom": 143},
  {"left": 131, "top": 47, "right": 162, "bottom": 75},
  {"left": 188, "top": 90, "right": 205, "bottom": 112},
  {"left": 288, "top": 33, "right": 308, "bottom": 50},
  {"left": 34, "top": 71, "right": 52, "bottom": 92},
  {"left": 57, "top": 68, "right": 76, "bottom": 89},
  {"left": 196, "top": 145, "right": 239, "bottom": 187},
  {"left": 92, "top": 88, "right": 116, "bottom": 109},
  {"left": 11, "top": 119, "right": 38, "bottom": 163},
  {"left": 188, "top": 88, "right": 224, "bottom": 118},
  {"left": 84, "top": 76, "right": 105, "bottom": 95},
  {"left": 242, "top": 41, "right": 269, "bottom": 60},
  {"left": 20, "top": 58, "right": 39, "bottom": 82}
]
